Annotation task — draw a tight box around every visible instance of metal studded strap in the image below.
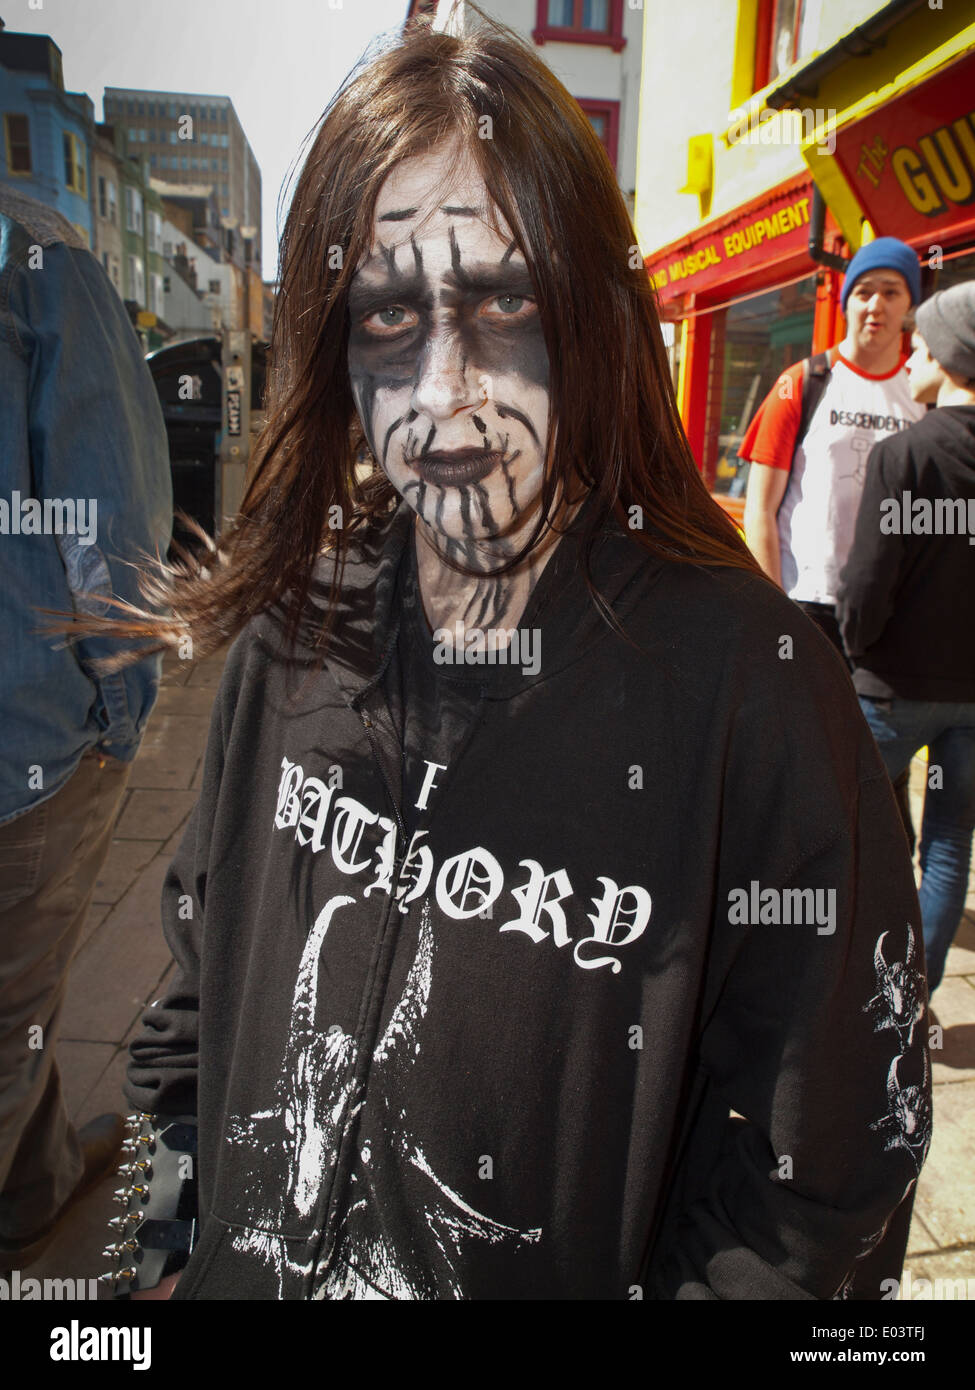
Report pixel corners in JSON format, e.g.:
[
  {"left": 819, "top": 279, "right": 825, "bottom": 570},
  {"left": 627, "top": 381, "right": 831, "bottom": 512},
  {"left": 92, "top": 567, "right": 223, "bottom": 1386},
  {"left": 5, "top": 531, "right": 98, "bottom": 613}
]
[{"left": 100, "top": 1112, "right": 199, "bottom": 1297}]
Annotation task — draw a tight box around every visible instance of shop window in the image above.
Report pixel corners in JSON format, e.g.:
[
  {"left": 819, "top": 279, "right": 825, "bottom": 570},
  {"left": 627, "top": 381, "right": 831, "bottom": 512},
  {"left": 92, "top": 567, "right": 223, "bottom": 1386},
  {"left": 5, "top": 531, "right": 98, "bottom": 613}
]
[
  {"left": 710, "top": 275, "right": 818, "bottom": 497},
  {"left": 577, "top": 99, "right": 620, "bottom": 170},
  {"left": 3, "top": 113, "right": 32, "bottom": 174},
  {"left": 63, "top": 131, "right": 86, "bottom": 195},
  {"left": 533, "top": 0, "right": 626, "bottom": 52}
]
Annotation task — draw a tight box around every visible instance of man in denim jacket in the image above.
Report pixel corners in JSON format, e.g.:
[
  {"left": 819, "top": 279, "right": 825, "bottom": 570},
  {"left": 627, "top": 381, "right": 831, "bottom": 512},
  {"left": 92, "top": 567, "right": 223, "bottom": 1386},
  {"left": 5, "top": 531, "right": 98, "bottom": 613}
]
[{"left": 0, "top": 184, "right": 172, "bottom": 1267}]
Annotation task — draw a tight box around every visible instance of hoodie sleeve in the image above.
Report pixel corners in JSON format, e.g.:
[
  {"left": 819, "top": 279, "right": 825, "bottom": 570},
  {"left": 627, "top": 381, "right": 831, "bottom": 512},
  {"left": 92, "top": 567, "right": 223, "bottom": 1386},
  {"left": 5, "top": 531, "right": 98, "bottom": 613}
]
[
  {"left": 836, "top": 436, "right": 910, "bottom": 661},
  {"left": 653, "top": 625, "right": 932, "bottom": 1301},
  {"left": 123, "top": 632, "right": 246, "bottom": 1118}
]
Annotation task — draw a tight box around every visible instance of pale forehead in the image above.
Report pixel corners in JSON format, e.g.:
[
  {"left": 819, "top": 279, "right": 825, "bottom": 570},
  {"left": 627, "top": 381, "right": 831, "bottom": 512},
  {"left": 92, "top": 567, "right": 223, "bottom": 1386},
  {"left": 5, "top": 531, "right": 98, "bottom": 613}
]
[
  {"left": 851, "top": 270, "right": 909, "bottom": 292},
  {"left": 357, "top": 146, "right": 520, "bottom": 274}
]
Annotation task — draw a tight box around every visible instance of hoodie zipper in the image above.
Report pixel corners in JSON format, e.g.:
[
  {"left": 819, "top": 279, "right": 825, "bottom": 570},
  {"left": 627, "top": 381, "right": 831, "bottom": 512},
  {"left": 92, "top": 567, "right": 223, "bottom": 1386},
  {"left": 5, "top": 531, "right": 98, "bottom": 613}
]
[{"left": 358, "top": 706, "right": 407, "bottom": 847}]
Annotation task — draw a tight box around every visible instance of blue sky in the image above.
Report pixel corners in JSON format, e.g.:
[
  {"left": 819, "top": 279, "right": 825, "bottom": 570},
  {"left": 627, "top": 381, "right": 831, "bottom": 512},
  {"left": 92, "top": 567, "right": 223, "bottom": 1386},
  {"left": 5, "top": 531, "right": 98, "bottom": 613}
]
[{"left": 3, "top": 0, "right": 411, "bottom": 272}]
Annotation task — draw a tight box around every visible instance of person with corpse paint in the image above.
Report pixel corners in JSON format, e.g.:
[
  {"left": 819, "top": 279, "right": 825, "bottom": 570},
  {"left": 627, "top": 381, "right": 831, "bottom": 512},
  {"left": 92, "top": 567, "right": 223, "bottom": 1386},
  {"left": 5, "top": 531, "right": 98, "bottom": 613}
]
[{"left": 58, "top": 9, "right": 930, "bottom": 1301}]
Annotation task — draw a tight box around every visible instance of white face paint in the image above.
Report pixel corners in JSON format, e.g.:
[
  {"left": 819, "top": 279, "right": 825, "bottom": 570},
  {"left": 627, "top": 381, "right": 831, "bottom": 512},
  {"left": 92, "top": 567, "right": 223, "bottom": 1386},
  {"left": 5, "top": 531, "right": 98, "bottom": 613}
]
[{"left": 347, "top": 145, "right": 551, "bottom": 567}]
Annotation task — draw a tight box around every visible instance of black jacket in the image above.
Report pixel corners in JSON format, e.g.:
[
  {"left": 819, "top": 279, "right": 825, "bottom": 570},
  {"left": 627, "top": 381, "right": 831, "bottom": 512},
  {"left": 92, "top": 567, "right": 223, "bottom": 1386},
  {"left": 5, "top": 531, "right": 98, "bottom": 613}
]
[
  {"left": 125, "top": 500, "right": 931, "bottom": 1299},
  {"left": 837, "top": 405, "right": 975, "bottom": 701}
]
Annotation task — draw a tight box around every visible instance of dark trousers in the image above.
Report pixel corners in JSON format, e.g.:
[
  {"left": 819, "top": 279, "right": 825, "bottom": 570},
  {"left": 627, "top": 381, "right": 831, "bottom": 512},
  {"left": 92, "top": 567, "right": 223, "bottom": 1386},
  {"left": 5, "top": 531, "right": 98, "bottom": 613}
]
[
  {"left": 0, "top": 749, "right": 130, "bottom": 1240},
  {"left": 797, "top": 601, "right": 916, "bottom": 854}
]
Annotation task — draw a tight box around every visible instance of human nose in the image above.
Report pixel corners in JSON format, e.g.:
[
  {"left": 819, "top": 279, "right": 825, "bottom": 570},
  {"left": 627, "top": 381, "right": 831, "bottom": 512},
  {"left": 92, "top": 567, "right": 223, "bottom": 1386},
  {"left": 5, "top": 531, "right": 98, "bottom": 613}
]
[{"left": 410, "top": 325, "right": 483, "bottom": 420}]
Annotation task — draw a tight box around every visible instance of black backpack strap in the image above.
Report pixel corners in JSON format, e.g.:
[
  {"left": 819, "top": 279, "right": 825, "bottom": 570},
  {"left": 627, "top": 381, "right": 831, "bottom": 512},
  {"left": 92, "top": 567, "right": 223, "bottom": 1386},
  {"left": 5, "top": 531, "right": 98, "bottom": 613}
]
[{"left": 795, "top": 351, "right": 832, "bottom": 453}]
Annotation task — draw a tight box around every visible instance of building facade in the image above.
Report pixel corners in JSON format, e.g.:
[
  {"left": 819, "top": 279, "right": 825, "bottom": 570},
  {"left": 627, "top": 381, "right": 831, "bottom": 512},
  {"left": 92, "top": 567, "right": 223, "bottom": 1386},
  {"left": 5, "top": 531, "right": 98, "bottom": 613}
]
[
  {"left": 0, "top": 27, "right": 94, "bottom": 245},
  {"left": 90, "top": 127, "right": 123, "bottom": 295},
  {"left": 634, "top": 0, "right": 975, "bottom": 514},
  {"left": 408, "top": 0, "right": 643, "bottom": 216},
  {"left": 102, "top": 88, "right": 262, "bottom": 273}
]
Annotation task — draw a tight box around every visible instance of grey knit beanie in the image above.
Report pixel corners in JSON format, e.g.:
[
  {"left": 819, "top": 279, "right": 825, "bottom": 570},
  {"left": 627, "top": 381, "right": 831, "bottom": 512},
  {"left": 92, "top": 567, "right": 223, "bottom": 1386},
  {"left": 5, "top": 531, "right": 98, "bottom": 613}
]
[{"left": 916, "top": 281, "right": 975, "bottom": 380}]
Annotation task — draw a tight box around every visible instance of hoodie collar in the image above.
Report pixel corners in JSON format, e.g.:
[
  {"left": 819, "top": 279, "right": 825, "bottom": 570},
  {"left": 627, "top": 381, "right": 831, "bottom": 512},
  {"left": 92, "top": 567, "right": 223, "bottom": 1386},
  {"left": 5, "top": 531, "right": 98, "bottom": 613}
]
[{"left": 279, "top": 493, "right": 659, "bottom": 705}]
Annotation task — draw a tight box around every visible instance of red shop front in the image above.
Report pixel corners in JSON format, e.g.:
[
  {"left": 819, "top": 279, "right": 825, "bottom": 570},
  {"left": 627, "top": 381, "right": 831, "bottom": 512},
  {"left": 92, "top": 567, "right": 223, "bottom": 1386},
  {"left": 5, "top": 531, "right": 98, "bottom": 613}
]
[{"left": 644, "top": 174, "right": 847, "bottom": 515}]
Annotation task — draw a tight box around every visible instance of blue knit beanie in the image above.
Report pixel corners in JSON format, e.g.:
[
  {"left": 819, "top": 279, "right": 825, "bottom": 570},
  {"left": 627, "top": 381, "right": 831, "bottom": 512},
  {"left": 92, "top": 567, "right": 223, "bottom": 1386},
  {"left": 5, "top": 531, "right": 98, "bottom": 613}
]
[{"left": 841, "top": 237, "right": 921, "bottom": 313}]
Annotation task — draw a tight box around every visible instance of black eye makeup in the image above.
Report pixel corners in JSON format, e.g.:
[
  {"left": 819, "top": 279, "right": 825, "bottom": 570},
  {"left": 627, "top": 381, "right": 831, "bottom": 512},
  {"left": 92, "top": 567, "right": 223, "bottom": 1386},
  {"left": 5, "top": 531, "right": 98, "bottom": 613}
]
[{"left": 358, "top": 292, "right": 538, "bottom": 339}]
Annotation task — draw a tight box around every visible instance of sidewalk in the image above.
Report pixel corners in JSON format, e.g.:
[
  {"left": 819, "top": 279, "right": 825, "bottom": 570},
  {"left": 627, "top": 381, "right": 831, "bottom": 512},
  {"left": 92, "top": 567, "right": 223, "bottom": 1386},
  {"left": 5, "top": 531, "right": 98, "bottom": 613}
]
[
  {"left": 27, "top": 648, "right": 975, "bottom": 1298},
  {"left": 30, "top": 645, "right": 227, "bottom": 1296}
]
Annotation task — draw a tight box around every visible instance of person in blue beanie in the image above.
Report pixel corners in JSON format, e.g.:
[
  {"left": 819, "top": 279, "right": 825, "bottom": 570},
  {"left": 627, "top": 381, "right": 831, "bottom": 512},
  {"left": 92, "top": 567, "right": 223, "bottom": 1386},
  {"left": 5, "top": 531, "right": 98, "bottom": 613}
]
[
  {"left": 742, "top": 235, "right": 924, "bottom": 641},
  {"left": 741, "top": 236, "right": 926, "bottom": 852}
]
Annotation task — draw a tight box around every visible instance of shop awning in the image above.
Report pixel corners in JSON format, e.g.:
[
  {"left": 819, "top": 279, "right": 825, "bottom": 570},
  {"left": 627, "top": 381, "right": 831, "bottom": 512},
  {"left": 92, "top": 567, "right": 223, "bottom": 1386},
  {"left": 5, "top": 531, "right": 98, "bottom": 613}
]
[
  {"left": 643, "top": 173, "right": 815, "bottom": 308},
  {"left": 803, "top": 31, "right": 975, "bottom": 252}
]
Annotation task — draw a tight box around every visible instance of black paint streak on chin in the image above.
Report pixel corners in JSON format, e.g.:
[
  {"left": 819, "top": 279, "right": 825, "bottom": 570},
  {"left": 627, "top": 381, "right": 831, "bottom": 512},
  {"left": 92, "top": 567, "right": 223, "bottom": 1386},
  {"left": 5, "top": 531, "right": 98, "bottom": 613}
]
[
  {"left": 500, "top": 453, "right": 518, "bottom": 514},
  {"left": 471, "top": 479, "right": 498, "bottom": 537},
  {"left": 459, "top": 487, "right": 473, "bottom": 534},
  {"left": 472, "top": 414, "right": 487, "bottom": 434}
]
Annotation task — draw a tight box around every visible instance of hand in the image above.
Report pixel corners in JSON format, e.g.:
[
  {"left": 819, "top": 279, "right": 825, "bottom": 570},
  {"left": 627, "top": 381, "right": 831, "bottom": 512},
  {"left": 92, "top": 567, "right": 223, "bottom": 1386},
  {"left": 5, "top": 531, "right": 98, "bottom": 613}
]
[{"left": 130, "top": 1272, "right": 182, "bottom": 1300}]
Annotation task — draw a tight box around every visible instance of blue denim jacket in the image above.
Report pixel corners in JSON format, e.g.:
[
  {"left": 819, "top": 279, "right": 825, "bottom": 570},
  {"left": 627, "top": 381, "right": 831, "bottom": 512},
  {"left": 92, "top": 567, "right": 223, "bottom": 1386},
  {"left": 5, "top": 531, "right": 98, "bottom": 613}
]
[{"left": 0, "top": 185, "right": 173, "bottom": 824}]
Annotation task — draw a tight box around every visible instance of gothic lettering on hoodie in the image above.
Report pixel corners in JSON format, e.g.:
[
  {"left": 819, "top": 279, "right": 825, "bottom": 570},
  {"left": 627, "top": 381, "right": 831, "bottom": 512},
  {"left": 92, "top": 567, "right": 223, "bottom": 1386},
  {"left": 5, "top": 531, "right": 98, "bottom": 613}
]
[{"left": 274, "top": 755, "right": 653, "bottom": 974}]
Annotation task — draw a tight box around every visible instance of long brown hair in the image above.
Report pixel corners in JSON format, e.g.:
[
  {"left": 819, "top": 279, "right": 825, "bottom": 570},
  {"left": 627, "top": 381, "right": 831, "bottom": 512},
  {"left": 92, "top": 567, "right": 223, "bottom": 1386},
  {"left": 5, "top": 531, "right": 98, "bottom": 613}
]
[{"left": 52, "top": 4, "right": 764, "bottom": 671}]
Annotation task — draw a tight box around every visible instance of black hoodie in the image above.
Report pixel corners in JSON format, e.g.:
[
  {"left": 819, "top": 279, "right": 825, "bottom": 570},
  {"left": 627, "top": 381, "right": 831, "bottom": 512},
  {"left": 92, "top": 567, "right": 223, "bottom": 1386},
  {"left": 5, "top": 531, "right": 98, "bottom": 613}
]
[
  {"left": 125, "top": 501, "right": 932, "bottom": 1300},
  {"left": 837, "top": 405, "right": 975, "bottom": 700}
]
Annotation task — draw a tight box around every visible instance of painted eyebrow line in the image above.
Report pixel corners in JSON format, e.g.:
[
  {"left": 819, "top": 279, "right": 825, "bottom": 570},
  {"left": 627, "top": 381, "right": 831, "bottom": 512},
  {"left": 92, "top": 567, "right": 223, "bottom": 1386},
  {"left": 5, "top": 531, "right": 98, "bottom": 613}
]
[
  {"left": 349, "top": 264, "right": 535, "bottom": 304},
  {"left": 378, "top": 205, "right": 484, "bottom": 220}
]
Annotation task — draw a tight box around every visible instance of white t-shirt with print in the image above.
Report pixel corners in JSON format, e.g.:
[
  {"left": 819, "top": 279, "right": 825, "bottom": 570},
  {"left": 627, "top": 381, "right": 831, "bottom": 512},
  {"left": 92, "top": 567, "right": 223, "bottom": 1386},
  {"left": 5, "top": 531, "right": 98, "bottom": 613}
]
[{"left": 777, "top": 356, "right": 925, "bottom": 604}]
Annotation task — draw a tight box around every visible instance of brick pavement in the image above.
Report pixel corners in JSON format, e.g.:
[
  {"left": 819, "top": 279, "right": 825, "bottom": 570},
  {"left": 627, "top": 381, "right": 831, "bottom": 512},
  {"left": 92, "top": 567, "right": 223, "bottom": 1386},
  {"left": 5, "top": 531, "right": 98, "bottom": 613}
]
[{"left": 24, "top": 649, "right": 975, "bottom": 1299}]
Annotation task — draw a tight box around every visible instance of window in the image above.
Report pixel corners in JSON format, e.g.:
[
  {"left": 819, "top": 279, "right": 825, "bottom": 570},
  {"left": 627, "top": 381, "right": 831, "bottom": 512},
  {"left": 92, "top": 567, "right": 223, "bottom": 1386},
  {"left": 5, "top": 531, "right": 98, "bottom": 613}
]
[
  {"left": 147, "top": 208, "right": 162, "bottom": 253},
  {"left": 140, "top": 129, "right": 148, "bottom": 142},
  {"left": 128, "top": 128, "right": 138, "bottom": 143},
  {"left": 149, "top": 271, "right": 165, "bottom": 317},
  {"left": 210, "top": 106, "right": 217, "bottom": 121},
  {"left": 208, "top": 278, "right": 221, "bottom": 294},
  {"left": 150, "top": 154, "right": 157, "bottom": 169},
  {"left": 98, "top": 175, "right": 107, "bottom": 217},
  {"left": 201, "top": 132, "right": 209, "bottom": 145},
  {"left": 137, "top": 100, "right": 145, "bottom": 116},
  {"left": 222, "top": 158, "right": 228, "bottom": 172},
  {"left": 63, "top": 131, "right": 86, "bottom": 194},
  {"left": 754, "top": 0, "right": 813, "bottom": 90},
  {"left": 169, "top": 131, "right": 178, "bottom": 145},
  {"left": 3, "top": 113, "right": 32, "bottom": 174},
  {"left": 533, "top": 0, "right": 625, "bottom": 51},
  {"left": 102, "top": 250, "right": 110, "bottom": 272},
  {"left": 181, "top": 156, "right": 189, "bottom": 170},
  {"left": 128, "top": 253, "right": 145, "bottom": 305},
  {"left": 577, "top": 98, "right": 620, "bottom": 170},
  {"left": 149, "top": 128, "right": 157, "bottom": 142},
  {"left": 149, "top": 101, "right": 156, "bottom": 117},
  {"left": 125, "top": 185, "right": 143, "bottom": 234},
  {"left": 107, "top": 179, "right": 117, "bottom": 223},
  {"left": 191, "top": 156, "right": 199, "bottom": 170}
]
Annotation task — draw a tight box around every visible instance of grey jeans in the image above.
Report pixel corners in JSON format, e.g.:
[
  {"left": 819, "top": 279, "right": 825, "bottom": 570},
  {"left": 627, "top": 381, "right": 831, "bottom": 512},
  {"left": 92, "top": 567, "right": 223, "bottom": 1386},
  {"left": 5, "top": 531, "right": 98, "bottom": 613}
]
[{"left": 0, "top": 748, "right": 130, "bottom": 1240}]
